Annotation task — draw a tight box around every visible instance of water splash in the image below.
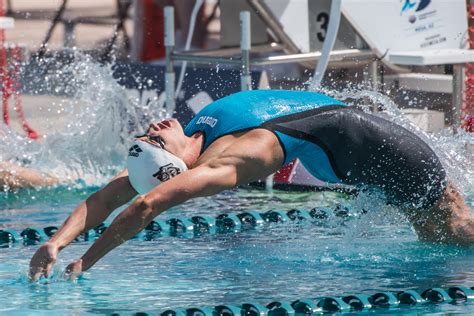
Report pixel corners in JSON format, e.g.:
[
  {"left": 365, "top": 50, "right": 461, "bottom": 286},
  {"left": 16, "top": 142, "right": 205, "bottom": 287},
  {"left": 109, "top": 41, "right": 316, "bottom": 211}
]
[
  {"left": 320, "top": 86, "right": 474, "bottom": 203},
  {"left": 1, "top": 52, "right": 169, "bottom": 187},
  {"left": 1, "top": 54, "right": 472, "bottom": 203}
]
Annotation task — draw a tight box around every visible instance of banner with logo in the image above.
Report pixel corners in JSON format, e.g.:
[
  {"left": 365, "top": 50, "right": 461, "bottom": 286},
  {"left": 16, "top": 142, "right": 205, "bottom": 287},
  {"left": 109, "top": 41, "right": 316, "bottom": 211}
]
[{"left": 342, "top": 0, "right": 468, "bottom": 55}]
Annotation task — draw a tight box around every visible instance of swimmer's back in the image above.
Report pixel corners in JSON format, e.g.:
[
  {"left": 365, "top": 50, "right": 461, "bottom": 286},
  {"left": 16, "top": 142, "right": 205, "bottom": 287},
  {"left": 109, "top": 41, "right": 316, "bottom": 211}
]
[
  {"left": 184, "top": 90, "right": 345, "bottom": 151},
  {"left": 271, "top": 106, "right": 446, "bottom": 208}
]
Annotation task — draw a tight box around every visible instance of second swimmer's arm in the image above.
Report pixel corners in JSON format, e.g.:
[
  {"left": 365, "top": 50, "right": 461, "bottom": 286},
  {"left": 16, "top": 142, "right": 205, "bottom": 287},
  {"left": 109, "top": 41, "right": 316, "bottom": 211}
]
[{"left": 0, "top": 162, "right": 59, "bottom": 189}]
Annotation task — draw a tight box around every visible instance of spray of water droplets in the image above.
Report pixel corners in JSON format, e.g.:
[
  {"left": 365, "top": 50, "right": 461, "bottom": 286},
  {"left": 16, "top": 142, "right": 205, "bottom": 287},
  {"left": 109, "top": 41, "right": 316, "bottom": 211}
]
[
  {"left": 0, "top": 52, "right": 169, "bottom": 187},
  {"left": 321, "top": 86, "right": 473, "bottom": 203},
  {"left": 0, "top": 54, "right": 472, "bottom": 206}
]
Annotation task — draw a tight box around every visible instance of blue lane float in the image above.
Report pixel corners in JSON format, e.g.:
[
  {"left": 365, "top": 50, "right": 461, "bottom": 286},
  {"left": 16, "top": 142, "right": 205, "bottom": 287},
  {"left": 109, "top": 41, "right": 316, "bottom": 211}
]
[
  {"left": 214, "top": 305, "right": 242, "bottom": 316},
  {"left": 168, "top": 217, "right": 195, "bottom": 235},
  {"left": 286, "top": 209, "right": 312, "bottom": 221},
  {"left": 145, "top": 219, "right": 170, "bottom": 235},
  {"left": 266, "top": 301, "right": 295, "bottom": 316},
  {"left": 237, "top": 211, "right": 265, "bottom": 228},
  {"left": 186, "top": 307, "right": 215, "bottom": 316},
  {"left": 398, "top": 290, "right": 425, "bottom": 305},
  {"left": 216, "top": 213, "right": 242, "bottom": 232},
  {"left": 448, "top": 286, "right": 474, "bottom": 300},
  {"left": 262, "top": 210, "right": 290, "bottom": 223},
  {"left": 291, "top": 298, "right": 320, "bottom": 314},
  {"left": 0, "top": 204, "right": 358, "bottom": 246},
  {"left": 191, "top": 215, "right": 217, "bottom": 234},
  {"left": 341, "top": 294, "right": 372, "bottom": 311},
  {"left": 369, "top": 292, "right": 400, "bottom": 309},
  {"left": 43, "top": 226, "right": 58, "bottom": 237},
  {"left": 3, "top": 211, "right": 474, "bottom": 314},
  {"left": 0, "top": 229, "right": 19, "bottom": 244},
  {"left": 422, "top": 287, "right": 452, "bottom": 303},
  {"left": 241, "top": 303, "right": 269, "bottom": 316},
  {"left": 19, "top": 227, "right": 48, "bottom": 245},
  {"left": 317, "top": 296, "right": 351, "bottom": 313},
  {"left": 150, "top": 286, "right": 474, "bottom": 316},
  {"left": 160, "top": 309, "right": 186, "bottom": 316},
  {"left": 308, "top": 207, "right": 332, "bottom": 220}
]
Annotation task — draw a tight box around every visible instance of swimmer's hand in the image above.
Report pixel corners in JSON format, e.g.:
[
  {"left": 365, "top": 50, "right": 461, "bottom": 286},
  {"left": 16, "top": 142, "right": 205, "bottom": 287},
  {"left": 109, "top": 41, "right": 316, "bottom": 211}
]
[
  {"left": 65, "top": 259, "right": 83, "bottom": 280},
  {"left": 29, "top": 242, "right": 58, "bottom": 281}
]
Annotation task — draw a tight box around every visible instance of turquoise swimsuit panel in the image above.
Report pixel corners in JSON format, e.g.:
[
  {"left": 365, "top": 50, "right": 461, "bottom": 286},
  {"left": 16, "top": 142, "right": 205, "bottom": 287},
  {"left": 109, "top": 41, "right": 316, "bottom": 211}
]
[{"left": 184, "top": 90, "right": 346, "bottom": 183}]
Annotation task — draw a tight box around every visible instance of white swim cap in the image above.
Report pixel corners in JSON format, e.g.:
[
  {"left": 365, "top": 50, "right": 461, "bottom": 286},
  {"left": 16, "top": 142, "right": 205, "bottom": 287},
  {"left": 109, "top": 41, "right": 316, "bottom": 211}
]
[{"left": 127, "top": 140, "right": 188, "bottom": 194}]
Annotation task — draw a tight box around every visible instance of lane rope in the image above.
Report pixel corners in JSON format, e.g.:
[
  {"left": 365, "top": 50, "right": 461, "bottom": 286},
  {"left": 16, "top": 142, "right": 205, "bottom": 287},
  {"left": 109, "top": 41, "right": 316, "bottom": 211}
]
[
  {"left": 2, "top": 204, "right": 474, "bottom": 314},
  {"left": 0, "top": 204, "right": 355, "bottom": 245}
]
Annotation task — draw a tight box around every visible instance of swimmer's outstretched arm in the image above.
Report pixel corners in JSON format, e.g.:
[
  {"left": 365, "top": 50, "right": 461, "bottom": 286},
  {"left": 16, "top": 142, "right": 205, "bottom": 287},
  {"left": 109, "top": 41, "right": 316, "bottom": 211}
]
[
  {"left": 29, "top": 169, "right": 137, "bottom": 280},
  {"left": 65, "top": 130, "right": 284, "bottom": 276},
  {"left": 0, "top": 162, "right": 58, "bottom": 189}
]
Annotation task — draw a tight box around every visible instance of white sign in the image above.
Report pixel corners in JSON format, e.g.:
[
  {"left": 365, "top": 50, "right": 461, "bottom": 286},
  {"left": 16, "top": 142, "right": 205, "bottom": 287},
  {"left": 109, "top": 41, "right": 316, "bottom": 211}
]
[
  {"left": 265, "top": 0, "right": 311, "bottom": 52},
  {"left": 342, "top": 0, "right": 468, "bottom": 56}
]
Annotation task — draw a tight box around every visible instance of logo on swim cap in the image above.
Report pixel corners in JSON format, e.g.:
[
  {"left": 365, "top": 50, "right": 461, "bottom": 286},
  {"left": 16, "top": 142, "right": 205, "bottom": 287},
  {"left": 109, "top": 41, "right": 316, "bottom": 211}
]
[
  {"left": 127, "top": 140, "right": 188, "bottom": 194},
  {"left": 153, "top": 163, "right": 182, "bottom": 182},
  {"left": 128, "top": 144, "right": 143, "bottom": 157}
]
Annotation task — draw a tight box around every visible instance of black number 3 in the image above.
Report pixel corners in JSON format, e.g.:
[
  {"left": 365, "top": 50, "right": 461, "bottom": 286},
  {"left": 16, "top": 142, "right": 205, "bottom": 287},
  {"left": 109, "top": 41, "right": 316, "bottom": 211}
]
[{"left": 317, "top": 12, "right": 329, "bottom": 42}]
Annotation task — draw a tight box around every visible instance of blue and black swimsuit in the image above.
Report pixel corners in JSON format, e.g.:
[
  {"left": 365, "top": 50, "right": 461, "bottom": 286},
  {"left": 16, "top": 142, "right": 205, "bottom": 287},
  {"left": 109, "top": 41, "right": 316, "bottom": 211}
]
[{"left": 184, "top": 90, "right": 446, "bottom": 208}]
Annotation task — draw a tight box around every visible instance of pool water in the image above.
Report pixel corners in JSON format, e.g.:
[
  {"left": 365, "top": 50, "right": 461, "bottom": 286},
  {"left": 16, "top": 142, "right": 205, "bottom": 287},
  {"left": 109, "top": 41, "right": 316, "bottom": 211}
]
[
  {"left": 0, "top": 53, "right": 473, "bottom": 314},
  {"left": 1, "top": 186, "right": 474, "bottom": 315}
]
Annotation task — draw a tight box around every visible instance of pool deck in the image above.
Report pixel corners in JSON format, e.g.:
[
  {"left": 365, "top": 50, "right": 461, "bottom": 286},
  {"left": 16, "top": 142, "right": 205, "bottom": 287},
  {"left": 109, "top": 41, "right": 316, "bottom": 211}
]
[
  {"left": 5, "top": 0, "right": 119, "bottom": 51},
  {"left": 3, "top": 0, "right": 117, "bottom": 136}
]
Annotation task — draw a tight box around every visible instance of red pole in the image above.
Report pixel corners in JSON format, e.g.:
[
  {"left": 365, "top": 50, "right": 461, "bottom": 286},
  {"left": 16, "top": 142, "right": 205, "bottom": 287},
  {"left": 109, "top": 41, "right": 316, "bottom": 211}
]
[
  {"left": 12, "top": 45, "right": 38, "bottom": 139},
  {"left": 0, "top": 0, "right": 10, "bottom": 125},
  {"left": 464, "top": 2, "right": 474, "bottom": 132},
  {"left": 0, "top": 1, "right": 38, "bottom": 138}
]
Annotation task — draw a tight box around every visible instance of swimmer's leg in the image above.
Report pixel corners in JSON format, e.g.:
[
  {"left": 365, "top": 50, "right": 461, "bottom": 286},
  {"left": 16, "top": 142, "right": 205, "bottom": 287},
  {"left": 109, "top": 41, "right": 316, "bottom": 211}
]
[
  {"left": 0, "top": 162, "right": 58, "bottom": 189},
  {"left": 405, "top": 182, "right": 474, "bottom": 246}
]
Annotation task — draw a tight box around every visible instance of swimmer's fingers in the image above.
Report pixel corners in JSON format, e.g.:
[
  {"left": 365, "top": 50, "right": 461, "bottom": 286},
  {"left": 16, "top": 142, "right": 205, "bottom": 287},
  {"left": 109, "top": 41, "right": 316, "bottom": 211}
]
[
  {"left": 44, "top": 261, "right": 55, "bottom": 278},
  {"left": 65, "top": 259, "right": 83, "bottom": 280},
  {"left": 28, "top": 266, "right": 44, "bottom": 281},
  {"left": 28, "top": 242, "right": 58, "bottom": 281},
  {"left": 29, "top": 259, "right": 52, "bottom": 281}
]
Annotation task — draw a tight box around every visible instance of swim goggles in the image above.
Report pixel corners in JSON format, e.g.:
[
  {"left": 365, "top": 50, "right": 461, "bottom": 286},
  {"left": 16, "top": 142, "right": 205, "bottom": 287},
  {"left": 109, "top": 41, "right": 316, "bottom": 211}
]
[{"left": 134, "top": 133, "right": 166, "bottom": 149}]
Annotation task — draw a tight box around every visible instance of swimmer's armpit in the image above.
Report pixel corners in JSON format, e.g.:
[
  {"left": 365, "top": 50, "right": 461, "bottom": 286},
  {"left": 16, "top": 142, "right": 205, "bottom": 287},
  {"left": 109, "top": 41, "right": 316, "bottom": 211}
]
[{"left": 0, "top": 162, "right": 59, "bottom": 190}]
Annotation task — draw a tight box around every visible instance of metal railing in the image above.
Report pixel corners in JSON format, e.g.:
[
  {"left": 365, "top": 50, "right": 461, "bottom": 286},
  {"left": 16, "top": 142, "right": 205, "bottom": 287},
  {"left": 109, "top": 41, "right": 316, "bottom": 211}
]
[{"left": 163, "top": 6, "right": 375, "bottom": 109}]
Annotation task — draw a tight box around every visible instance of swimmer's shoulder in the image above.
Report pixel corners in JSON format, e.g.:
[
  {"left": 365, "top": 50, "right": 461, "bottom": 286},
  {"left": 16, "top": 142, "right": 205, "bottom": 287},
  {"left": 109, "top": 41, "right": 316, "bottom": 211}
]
[{"left": 211, "top": 89, "right": 342, "bottom": 106}]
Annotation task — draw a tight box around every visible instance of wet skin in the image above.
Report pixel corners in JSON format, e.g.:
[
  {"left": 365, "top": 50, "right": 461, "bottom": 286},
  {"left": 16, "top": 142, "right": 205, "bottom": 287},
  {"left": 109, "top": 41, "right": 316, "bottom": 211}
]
[
  {"left": 29, "top": 119, "right": 285, "bottom": 279},
  {"left": 29, "top": 119, "right": 473, "bottom": 280}
]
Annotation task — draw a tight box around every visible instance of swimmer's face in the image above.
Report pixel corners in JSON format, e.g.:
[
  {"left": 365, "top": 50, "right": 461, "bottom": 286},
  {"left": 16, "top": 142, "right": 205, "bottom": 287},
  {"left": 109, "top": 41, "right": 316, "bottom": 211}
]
[{"left": 139, "top": 119, "right": 187, "bottom": 159}]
